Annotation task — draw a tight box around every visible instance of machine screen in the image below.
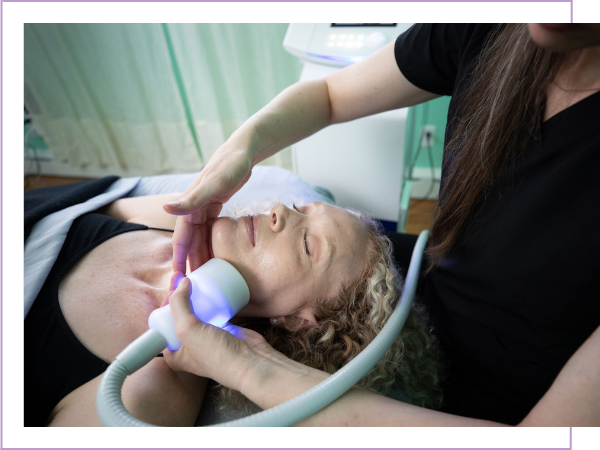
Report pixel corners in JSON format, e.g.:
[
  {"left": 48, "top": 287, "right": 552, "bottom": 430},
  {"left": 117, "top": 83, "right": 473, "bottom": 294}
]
[{"left": 331, "top": 23, "right": 396, "bottom": 27}]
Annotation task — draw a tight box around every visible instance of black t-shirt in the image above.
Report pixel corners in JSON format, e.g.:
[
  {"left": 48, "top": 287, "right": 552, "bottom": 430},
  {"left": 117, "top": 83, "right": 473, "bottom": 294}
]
[{"left": 395, "top": 24, "right": 600, "bottom": 424}]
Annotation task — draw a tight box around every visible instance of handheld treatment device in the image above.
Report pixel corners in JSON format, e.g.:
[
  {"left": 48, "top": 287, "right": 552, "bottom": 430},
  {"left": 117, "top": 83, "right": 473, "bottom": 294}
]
[
  {"left": 96, "top": 258, "right": 250, "bottom": 427},
  {"left": 148, "top": 259, "right": 250, "bottom": 351}
]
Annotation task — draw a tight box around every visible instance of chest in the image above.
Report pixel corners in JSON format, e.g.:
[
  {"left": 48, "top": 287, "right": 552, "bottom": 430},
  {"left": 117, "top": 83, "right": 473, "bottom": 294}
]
[
  {"left": 544, "top": 84, "right": 599, "bottom": 122},
  {"left": 58, "top": 230, "right": 173, "bottom": 363}
]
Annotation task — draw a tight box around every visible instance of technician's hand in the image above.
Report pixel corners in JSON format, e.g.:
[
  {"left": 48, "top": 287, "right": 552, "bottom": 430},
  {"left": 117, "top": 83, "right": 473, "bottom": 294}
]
[
  {"left": 163, "top": 277, "right": 269, "bottom": 391},
  {"left": 163, "top": 147, "right": 253, "bottom": 274}
]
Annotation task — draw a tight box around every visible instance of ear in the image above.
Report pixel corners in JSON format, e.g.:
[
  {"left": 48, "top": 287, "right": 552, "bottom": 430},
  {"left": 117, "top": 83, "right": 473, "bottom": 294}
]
[{"left": 280, "top": 309, "right": 317, "bottom": 331}]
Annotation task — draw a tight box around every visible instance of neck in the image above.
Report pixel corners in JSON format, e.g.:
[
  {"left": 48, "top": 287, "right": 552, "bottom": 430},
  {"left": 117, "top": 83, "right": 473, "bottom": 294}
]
[{"left": 556, "top": 46, "right": 600, "bottom": 89}]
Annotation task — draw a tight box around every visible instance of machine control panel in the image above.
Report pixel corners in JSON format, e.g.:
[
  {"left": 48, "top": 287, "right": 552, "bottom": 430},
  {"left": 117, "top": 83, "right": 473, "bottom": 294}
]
[
  {"left": 284, "top": 23, "right": 413, "bottom": 67},
  {"left": 325, "top": 31, "right": 388, "bottom": 51}
]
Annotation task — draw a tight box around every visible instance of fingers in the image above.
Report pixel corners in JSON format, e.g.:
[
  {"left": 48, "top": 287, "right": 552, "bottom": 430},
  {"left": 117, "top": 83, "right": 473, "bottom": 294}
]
[
  {"left": 168, "top": 277, "right": 199, "bottom": 335},
  {"left": 168, "top": 183, "right": 220, "bottom": 216},
  {"left": 161, "top": 173, "right": 208, "bottom": 216},
  {"left": 162, "top": 277, "right": 191, "bottom": 372},
  {"left": 172, "top": 217, "right": 193, "bottom": 274},
  {"left": 172, "top": 211, "right": 220, "bottom": 274},
  {"left": 165, "top": 151, "right": 253, "bottom": 273},
  {"left": 169, "top": 271, "right": 185, "bottom": 292},
  {"left": 206, "top": 202, "right": 223, "bottom": 220},
  {"left": 163, "top": 157, "right": 251, "bottom": 217},
  {"left": 160, "top": 291, "right": 172, "bottom": 308},
  {"left": 187, "top": 223, "right": 208, "bottom": 273},
  {"left": 163, "top": 277, "right": 202, "bottom": 374}
]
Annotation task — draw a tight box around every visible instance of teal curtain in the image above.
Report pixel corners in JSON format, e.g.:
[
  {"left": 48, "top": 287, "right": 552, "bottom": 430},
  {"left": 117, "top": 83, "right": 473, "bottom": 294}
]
[{"left": 24, "top": 24, "right": 302, "bottom": 174}]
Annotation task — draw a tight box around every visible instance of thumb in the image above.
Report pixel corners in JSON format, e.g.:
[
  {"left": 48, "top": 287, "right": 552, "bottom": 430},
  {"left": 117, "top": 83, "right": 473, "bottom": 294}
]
[
  {"left": 165, "top": 184, "right": 217, "bottom": 216},
  {"left": 168, "top": 277, "right": 200, "bottom": 335}
]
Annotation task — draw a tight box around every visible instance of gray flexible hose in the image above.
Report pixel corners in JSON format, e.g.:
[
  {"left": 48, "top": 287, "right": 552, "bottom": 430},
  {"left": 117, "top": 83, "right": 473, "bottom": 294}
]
[
  {"left": 96, "top": 328, "right": 167, "bottom": 427},
  {"left": 97, "top": 230, "right": 429, "bottom": 427}
]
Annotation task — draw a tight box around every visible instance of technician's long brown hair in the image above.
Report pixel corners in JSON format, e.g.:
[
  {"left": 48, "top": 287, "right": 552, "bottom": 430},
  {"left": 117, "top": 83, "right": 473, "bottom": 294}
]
[{"left": 426, "top": 24, "right": 565, "bottom": 267}]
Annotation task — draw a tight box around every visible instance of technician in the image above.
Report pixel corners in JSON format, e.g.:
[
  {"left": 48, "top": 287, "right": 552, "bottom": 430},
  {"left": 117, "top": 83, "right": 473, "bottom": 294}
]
[{"left": 163, "top": 24, "right": 600, "bottom": 425}]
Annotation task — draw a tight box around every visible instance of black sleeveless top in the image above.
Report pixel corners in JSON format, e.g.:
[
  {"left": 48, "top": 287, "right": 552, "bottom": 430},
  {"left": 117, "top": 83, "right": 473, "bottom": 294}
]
[{"left": 24, "top": 213, "right": 170, "bottom": 426}]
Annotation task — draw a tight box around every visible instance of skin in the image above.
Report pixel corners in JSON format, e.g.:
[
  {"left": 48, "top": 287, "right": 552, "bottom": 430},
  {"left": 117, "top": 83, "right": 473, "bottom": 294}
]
[
  {"left": 528, "top": 23, "right": 600, "bottom": 52},
  {"left": 103, "top": 194, "right": 369, "bottom": 322},
  {"left": 527, "top": 24, "right": 600, "bottom": 123},
  {"left": 210, "top": 202, "right": 368, "bottom": 325}
]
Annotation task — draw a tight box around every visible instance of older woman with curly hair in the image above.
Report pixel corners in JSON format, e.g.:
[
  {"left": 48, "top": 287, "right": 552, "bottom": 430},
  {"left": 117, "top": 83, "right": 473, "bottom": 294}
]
[
  {"left": 25, "top": 191, "right": 441, "bottom": 426},
  {"left": 214, "top": 207, "right": 442, "bottom": 416}
]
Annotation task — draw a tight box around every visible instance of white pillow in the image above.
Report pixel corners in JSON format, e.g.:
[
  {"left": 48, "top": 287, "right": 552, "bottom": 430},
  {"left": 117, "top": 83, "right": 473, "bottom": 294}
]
[{"left": 127, "top": 166, "right": 334, "bottom": 215}]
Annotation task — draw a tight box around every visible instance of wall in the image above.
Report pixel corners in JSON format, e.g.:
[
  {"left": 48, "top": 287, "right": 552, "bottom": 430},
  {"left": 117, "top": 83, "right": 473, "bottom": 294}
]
[{"left": 404, "top": 96, "right": 450, "bottom": 199}]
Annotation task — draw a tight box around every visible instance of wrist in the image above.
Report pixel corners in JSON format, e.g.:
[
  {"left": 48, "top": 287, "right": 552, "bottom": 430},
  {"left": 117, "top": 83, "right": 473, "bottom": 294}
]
[
  {"left": 237, "top": 345, "right": 329, "bottom": 410},
  {"left": 224, "top": 123, "right": 262, "bottom": 167}
]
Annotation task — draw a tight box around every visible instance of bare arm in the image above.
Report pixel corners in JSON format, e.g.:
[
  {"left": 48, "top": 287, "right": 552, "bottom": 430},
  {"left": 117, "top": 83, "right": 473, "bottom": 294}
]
[
  {"left": 238, "top": 41, "right": 439, "bottom": 165},
  {"left": 165, "top": 41, "right": 439, "bottom": 273},
  {"left": 47, "top": 358, "right": 207, "bottom": 427},
  {"left": 326, "top": 41, "right": 440, "bottom": 124},
  {"left": 519, "top": 325, "right": 600, "bottom": 426},
  {"left": 240, "top": 326, "right": 600, "bottom": 426},
  {"left": 98, "top": 193, "right": 182, "bottom": 230},
  {"left": 238, "top": 344, "right": 500, "bottom": 427}
]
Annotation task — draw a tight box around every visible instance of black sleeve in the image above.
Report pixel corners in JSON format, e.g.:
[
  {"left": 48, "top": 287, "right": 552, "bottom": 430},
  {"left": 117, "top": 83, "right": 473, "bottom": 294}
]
[{"left": 394, "top": 24, "right": 482, "bottom": 96}]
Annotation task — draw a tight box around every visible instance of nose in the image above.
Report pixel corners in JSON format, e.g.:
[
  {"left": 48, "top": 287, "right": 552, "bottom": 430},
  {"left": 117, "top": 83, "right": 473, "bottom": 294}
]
[{"left": 270, "top": 203, "right": 289, "bottom": 233}]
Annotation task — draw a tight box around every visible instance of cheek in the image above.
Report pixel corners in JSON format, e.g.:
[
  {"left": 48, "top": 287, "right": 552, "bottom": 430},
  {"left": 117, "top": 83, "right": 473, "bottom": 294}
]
[
  {"left": 255, "top": 249, "right": 278, "bottom": 273},
  {"left": 245, "top": 250, "right": 304, "bottom": 311},
  {"left": 248, "top": 248, "right": 296, "bottom": 297},
  {"left": 211, "top": 217, "right": 237, "bottom": 260}
]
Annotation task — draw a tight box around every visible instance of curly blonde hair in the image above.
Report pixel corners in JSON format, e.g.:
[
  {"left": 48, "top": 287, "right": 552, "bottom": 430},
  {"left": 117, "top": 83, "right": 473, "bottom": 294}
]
[{"left": 216, "top": 205, "right": 443, "bottom": 415}]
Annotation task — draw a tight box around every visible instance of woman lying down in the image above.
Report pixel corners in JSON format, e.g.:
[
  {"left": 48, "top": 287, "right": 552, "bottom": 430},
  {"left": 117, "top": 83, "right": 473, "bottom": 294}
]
[{"left": 24, "top": 192, "right": 442, "bottom": 426}]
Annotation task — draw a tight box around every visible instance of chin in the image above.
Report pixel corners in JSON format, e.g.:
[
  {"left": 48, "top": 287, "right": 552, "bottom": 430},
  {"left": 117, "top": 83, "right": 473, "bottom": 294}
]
[{"left": 528, "top": 23, "right": 600, "bottom": 52}]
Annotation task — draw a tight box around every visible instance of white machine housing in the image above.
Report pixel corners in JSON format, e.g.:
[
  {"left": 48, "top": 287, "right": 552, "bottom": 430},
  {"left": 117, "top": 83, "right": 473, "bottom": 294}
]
[{"left": 283, "top": 23, "right": 413, "bottom": 229}]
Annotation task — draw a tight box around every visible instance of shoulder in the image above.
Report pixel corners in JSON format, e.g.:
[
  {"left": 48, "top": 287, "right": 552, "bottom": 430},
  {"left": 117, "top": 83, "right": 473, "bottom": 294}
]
[{"left": 95, "top": 193, "right": 181, "bottom": 230}]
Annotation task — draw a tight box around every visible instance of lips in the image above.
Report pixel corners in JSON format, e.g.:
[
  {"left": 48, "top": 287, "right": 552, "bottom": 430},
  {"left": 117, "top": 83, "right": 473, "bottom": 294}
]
[
  {"left": 538, "top": 23, "right": 574, "bottom": 33},
  {"left": 244, "top": 215, "right": 257, "bottom": 247}
]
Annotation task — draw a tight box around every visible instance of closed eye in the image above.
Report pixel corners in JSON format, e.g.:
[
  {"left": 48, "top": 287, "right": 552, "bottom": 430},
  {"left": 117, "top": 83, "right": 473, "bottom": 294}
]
[
  {"left": 303, "top": 231, "right": 310, "bottom": 256},
  {"left": 293, "top": 204, "right": 311, "bottom": 256}
]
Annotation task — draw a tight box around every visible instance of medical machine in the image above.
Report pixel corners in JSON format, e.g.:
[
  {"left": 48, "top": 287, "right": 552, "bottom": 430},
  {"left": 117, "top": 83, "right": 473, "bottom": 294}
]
[{"left": 283, "top": 24, "right": 413, "bottom": 231}]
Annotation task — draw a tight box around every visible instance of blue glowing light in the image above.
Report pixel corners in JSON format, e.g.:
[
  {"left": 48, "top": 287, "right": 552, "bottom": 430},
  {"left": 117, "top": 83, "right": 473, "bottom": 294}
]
[
  {"left": 208, "top": 314, "right": 230, "bottom": 329},
  {"left": 189, "top": 272, "right": 235, "bottom": 329}
]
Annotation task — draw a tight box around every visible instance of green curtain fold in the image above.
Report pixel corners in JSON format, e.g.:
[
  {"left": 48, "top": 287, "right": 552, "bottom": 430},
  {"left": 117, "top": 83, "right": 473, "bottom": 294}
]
[{"left": 24, "top": 23, "right": 301, "bottom": 174}]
